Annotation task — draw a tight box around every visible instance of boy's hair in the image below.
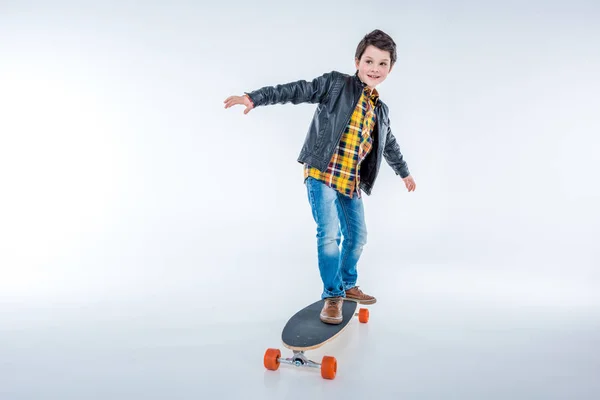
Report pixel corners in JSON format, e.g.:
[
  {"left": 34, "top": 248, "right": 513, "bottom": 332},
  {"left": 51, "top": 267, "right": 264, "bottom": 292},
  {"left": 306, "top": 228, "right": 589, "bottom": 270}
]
[{"left": 355, "top": 29, "right": 397, "bottom": 66}]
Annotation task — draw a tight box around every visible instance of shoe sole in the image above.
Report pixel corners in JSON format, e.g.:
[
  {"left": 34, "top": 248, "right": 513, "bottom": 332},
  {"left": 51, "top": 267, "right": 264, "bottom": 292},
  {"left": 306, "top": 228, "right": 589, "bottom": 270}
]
[
  {"left": 345, "top": 297, "right": 377, "bottom": 305},
  {"left": 320, "top": 314, "right": 343, "bottom": 324}
]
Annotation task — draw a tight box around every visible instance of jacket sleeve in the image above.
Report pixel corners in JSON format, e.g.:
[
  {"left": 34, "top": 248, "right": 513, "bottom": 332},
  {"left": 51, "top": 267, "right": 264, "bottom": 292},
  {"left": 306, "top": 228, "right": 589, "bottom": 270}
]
[
  {"left": 244, "top": 71, "right": 336, "bottom": 107},
  {"left": 383, "top": 118, "right": 411, "bottom": 178}
]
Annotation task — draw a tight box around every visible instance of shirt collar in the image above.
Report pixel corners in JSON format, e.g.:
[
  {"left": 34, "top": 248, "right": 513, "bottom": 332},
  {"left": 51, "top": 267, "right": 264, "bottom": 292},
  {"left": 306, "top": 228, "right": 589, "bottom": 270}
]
[{"left": 364, "top": 86, "right": 379, "bottom": 105}]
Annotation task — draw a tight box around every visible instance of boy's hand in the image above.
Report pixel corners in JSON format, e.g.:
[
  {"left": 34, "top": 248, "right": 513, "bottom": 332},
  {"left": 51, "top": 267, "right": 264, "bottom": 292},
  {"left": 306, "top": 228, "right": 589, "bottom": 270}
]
[
  {"left": 403, "top": 175, "right": 416, "bottom": 192},
  {"left": 223, "top": 94, "right": 254, "bottom": 114}
]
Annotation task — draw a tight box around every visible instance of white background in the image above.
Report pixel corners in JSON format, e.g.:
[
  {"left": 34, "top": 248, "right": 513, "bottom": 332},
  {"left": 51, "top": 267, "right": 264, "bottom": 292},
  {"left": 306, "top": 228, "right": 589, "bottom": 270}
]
[{"left": 1, "top": 1, "right": 599, "bottom": 398}]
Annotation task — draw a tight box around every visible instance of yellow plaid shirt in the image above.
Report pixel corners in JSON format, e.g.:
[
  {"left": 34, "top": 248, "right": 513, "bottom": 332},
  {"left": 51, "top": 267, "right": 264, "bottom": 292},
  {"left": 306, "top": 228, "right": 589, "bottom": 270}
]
[{"left": 304, "top": 86, "right": 379, "bottom": 198}]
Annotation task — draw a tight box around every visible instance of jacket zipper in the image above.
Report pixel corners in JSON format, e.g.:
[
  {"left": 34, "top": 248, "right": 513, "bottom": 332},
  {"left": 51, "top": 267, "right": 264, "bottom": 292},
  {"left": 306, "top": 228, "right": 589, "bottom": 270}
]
[{"left": 336, "top": 90, "right": 361, "bottom": 146}]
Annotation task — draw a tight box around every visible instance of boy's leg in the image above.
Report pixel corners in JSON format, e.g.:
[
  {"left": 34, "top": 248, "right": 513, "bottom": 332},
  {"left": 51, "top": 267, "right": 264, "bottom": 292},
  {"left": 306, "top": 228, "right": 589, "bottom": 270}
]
[
  {"left": 305, "top": 177, "right": 345, "bottom": 298},
  {"left": 336, "top": 192, "right": 376, "bottom": 304},
  {"left": 305, "top": 177, "right": 345, "bottom": 324}
]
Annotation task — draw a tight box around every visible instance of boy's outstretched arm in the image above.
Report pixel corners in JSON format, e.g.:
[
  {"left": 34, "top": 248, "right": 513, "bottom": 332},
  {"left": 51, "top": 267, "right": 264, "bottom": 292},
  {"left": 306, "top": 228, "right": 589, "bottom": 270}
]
[
  {"left": 383, "top": 120, "right": 416, "bottom": 192},
  {"left": 223, "top": 71, "right": 336, "bottom": 113}
]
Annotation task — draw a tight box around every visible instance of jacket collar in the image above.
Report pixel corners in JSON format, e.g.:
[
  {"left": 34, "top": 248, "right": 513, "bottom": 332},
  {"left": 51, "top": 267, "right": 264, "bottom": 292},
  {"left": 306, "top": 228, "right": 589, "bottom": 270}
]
[{"left": 353, "top": 70, "right": 367, "bottom": 87}]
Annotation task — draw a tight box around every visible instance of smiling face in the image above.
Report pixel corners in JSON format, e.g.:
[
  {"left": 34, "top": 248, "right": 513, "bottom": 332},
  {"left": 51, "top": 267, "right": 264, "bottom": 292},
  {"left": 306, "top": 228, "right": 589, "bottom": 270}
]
[{"left": 355, "top": 45, "right": 393, "bottom": 89}]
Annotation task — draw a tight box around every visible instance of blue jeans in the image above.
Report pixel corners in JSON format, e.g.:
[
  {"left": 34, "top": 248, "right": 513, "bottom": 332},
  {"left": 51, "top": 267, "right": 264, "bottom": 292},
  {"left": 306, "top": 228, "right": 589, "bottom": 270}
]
[{"left": 305, "top": 177, "right": 368, "bottom": 299}]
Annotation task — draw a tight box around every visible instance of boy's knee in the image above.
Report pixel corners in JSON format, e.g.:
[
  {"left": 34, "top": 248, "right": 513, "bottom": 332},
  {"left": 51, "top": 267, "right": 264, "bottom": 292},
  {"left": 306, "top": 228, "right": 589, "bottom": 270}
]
[
  {"left": 357, "top": 232, "right": 367, "bottom": 247},
  {"left": 316, "top": 222, "right": 341, "bottom": 240},
  {"left": 347, "top": 231, "right": 367, "bottom": 248}
]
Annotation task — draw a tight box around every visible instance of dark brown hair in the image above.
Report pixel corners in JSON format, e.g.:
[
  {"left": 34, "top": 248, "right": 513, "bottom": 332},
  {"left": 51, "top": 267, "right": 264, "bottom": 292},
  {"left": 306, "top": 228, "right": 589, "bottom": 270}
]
[{"left": 355, "top": 29, "right": 397, "bottom": 66}]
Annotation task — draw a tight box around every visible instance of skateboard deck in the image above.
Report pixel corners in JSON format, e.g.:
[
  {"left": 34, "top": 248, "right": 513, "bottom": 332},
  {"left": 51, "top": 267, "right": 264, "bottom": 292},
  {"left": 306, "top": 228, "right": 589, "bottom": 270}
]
[
  {"left": 282, "top": 299, "right": 359, "bottom": 350},
  {"left": 263, "top": 298, "right": 370, "bottom": 380}
]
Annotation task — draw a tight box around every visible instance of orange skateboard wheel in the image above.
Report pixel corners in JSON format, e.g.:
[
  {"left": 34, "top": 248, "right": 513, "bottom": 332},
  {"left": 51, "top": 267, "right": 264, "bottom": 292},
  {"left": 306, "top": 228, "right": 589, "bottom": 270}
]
[
  {"left": 264, "top": 348, "right": 281, "bottom": 371},
  {"left": 358, "top": 308, "right": 369, "bottom": 323},
  {"left": 321, "top": 355, "right": 337, "bottom": 379}
]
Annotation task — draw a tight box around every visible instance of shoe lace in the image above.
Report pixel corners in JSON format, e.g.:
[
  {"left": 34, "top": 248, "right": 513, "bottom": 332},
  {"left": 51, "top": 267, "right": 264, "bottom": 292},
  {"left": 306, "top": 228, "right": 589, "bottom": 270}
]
[
  {"left": 348, "top": 286, "right": 371, "bottom": 299},
  {"left": 350, "top": 286, "right": 363, "bottom": 294},
  {"left": 327, "top": 298, "right": 341, "bottom": 308}
]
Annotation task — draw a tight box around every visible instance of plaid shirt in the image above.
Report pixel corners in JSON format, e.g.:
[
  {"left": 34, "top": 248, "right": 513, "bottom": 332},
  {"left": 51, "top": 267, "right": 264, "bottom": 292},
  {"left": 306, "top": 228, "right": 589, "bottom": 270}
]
[{"left": 304, "top": 86, "right": 379, "bottom": 198}]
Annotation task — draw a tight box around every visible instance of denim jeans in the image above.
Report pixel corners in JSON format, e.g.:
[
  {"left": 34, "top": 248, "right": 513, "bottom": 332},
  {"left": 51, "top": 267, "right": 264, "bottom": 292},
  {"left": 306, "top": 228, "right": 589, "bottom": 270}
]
[{"left": 305, "top": 177, "right": 368, "bottom": 299}]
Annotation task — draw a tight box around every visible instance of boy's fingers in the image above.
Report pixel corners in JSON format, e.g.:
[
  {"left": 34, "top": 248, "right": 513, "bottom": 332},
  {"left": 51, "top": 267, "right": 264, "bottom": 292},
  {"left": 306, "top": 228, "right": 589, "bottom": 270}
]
[
  {"left": 224, "top": 98, "right": 240, "bottom": 108},
  {"left": 224, "top": 96, "right": 242, "bottom": 105}
]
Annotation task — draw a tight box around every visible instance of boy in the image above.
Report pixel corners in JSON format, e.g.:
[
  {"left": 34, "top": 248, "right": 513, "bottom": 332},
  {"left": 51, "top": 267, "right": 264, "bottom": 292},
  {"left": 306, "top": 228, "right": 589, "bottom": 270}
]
[{"left": 224, "top": 29, "right": 416, "bottom": 324}]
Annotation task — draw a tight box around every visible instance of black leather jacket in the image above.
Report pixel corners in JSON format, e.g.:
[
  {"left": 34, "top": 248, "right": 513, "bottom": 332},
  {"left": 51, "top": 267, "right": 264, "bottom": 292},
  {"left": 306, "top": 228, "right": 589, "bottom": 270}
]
[{"left": 245, "top": 70, "right": 410, "bottom": 196}]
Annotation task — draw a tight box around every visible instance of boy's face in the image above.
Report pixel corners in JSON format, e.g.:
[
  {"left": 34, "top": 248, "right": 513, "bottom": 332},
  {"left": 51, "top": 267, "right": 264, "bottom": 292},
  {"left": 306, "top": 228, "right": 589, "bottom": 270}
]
[{"left": 355, "top": 45, "right": 393, "bottom": 89}]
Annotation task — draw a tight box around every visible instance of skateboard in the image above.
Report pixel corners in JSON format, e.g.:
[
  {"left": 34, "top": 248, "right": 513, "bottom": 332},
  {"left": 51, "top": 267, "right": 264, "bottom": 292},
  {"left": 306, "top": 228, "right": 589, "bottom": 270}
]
[{"left": 263, "top": 299, "right": 370, "bottom": 380}]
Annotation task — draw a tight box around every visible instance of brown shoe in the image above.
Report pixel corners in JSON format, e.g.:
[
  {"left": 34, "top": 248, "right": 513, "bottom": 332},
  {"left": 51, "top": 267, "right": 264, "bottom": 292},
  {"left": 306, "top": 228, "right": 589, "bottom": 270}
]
[
  {"left": 345, "top": 286, "right": 376, "bottom": 304},
  {"left": 320, "top": 297, "right": 343, "bottom": 324}
]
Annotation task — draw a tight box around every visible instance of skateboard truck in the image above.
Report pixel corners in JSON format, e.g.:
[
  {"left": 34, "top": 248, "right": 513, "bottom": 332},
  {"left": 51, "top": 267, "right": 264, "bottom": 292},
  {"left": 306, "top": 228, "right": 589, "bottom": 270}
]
[
  {"left": 264, "top": 348, "right": 337, "bottom": 379},
  {"left": 279, "top": 350, "right": 320, "bottom": 369}
]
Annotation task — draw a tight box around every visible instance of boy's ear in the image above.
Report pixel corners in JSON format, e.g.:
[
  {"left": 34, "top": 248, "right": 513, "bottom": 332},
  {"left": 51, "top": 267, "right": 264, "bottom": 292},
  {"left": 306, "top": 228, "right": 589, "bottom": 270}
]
[{"left": 354, "top": 57, "right": 360, "bottom": 69}]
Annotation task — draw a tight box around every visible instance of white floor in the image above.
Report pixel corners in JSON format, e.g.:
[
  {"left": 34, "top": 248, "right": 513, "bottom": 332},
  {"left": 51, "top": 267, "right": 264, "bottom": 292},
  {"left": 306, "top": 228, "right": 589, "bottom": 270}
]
[{"left": 3, "top": 257, "right": 599, "bottom": 400}]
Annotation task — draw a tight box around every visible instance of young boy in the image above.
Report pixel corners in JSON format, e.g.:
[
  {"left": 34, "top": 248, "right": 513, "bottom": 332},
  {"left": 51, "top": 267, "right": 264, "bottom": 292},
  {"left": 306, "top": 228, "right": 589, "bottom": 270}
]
[{"left": 224, "top": 29, "right": 416, "bottom": 324}]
